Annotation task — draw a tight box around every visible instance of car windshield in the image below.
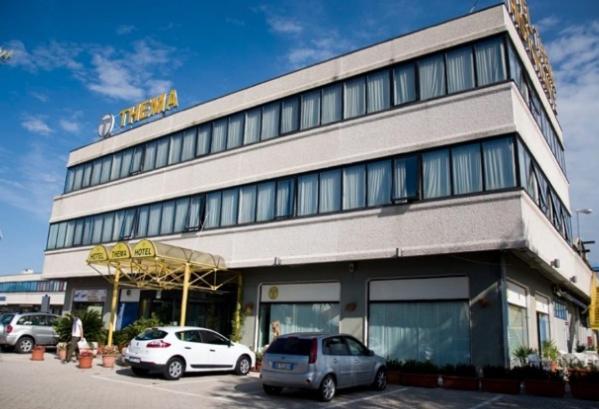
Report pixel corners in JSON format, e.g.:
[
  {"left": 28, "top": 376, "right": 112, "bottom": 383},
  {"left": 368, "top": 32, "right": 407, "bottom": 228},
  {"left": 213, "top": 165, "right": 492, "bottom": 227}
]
[
  {"left": 266, "top": 337, "right": 313, "bottom": 356},
  {"left": 0, "top": 314, "right": 14, "bottom": 325},
  {"left": 134, "top": 328, "right": 168, "bottom": 341}
]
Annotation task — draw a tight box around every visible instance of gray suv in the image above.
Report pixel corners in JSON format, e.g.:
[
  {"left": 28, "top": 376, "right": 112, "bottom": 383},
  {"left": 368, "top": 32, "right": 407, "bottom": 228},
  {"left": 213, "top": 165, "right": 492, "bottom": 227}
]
[
  {"left": 260, "top": 333, "right": 387, "bottom": 401},
  {"left": 0, "top": 313, "right": 60, "bottom": 353}
]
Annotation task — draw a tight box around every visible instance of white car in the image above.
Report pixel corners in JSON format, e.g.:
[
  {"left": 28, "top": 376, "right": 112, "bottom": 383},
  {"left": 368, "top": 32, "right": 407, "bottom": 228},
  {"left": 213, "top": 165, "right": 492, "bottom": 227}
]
[{"left": 125, "top": 326, "right": 255, "bottom": 380}]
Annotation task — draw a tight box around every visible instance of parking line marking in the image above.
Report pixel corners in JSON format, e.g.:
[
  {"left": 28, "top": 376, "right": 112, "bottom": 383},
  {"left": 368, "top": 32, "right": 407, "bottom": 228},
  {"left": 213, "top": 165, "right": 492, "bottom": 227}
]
[
  {"left": 322, "top": 387, "right": 408, "bottom": 408},
  {"left": 91, "top": 375, "right": 206, "bottom": 398},
  {"left": 467, "top": 395, "right": 502, "bottom": 409}
]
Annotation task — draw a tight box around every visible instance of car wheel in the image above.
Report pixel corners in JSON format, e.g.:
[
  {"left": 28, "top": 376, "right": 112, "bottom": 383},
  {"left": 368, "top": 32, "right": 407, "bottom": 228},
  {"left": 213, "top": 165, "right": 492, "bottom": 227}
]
[
  {"left": 372, "top": 368, "right": 387, "bottom": 391},
  {"left": 263, "top": 384, "right": 283, "bottom": 395},
  {"left": 163, "top": 357, "right": 184, "bottom": 380},
  {"left": 318, "top": 374, "right": 336, "bottom": 402},
  {"left": 131, "top": 367, "right": 149, "bottom": 377},
  {"left": 16, "top": 336, "right": 35, "bottom": 354},
  {"left": 234, "top": 355, "right": 251, "bottom": 376}
]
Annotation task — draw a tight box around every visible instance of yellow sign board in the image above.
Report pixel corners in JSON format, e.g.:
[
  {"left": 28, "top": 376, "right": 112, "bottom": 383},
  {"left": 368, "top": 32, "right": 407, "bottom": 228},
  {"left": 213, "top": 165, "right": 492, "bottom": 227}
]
[
  {"left": 132, "top": 239, "right": 156, "bottom": 258},
  {"left": 87, "top": 245, "right": 109, "bottom": 263},
  {"left": 118, "top": 89, "right": 178, "bottom": 128},
  {"left": 590, "top": 274, "right": 599, "bottom": 329},
  {"left": 110, "top": 242, "right": 131, "bottom": 260}
]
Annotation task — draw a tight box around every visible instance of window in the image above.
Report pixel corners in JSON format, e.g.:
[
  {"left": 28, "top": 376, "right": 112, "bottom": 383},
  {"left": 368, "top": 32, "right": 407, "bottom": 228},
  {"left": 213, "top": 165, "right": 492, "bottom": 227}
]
[
  {"left": 112, "top": 210, "right": 124, "bottom": 242},
  {"left": 136, "top": 206, "right": 149, "bottom": 238},
  {"left": 102, "top": 213, "right": 114, "bottom": 243},
  {"left": 393, "top": 63, "right": 417, "bottom": 105},
  {"left": 110, "top": 152, "right": 122, "bottom": 180},
  {"left": 483, "top": 138, "right": 515, "bottom": 190},
  {"left": 319, "top": 169, "right": 341, "bottom": 213},
  {"left": 419, "top": 54, "right": 446, "bottom": 100},
  {"left": 281, "top": 97, "right": 299, "bottom": 134},
  {"left": 422, "top": 149, "right": 450, "bottom": 199},
  {"left": 451, "top": 143, "right": 482, "bottom": 195},
  {"left": 367, "top": 160, "right": 392, "bottom": 206},
  {"left": 73, "top": 219, "right": 84, "bottom": 246},
  {"left": 508, "top": 43, "right": 527, "bottom": 99},
  {"left": 91, "top": 215, "right": 103, "bottom": 244},
  {"left": 297, "top": 174, "right": 319, "bottom": 216},
  {"left": 244, "top": 108, "right": 261, "bottom": 145},
  {"left": 187, "top": 195, "right": 204, "bottom": 230},
  {"left": 91, "top": 159, "right": 102, "bottom": 186},
  {"left": 72, "top": 166, "right": 83, "bottom": 190},
  {"left": 205, "top": 192, "right": 221, "bottom": 228},
  {"left": 200, "top": 330, "right": 229, "bottom": 345},
  {"left": 160, "top": 200, "right": 175, "bottom": 235},
  {"left": 82, "top": 218, "right": 93, "bottom": 245},
  {"left": 196, "top": 124, "right": 211, "bottom": 156},
  {"left": 81, "top": 163, "right": 92, "bottom": 188},
  {"left": 173, "top": 198, "right": 190, "bottom": 233},
  {"left": 446, "top": 46, "right": 475, "bottom": 93},
  {"left": 475, "top": 37, "right": 506, "bottom": 86},
  {"left": 367, "top": 70, "right": 390, "bottom": 113},
  {"left": 64, "top": 221, "right": 75, "bottom": 247},
  {"left": 238, "top": 185, "right": 257, "bottom": 224},
  {"left": 121, "top": 208, "right": 137, "bottom": 239},
  {"left": 321, "top": 84, "right": 342, "bottom": 124},
  {"left": 142, "top": 142, "right": 156, "bottom": 172},
  {"left": 227, "top": 113, "right": 244, "bottom": 149},
  {"left": 47, "top": 224, "right": 59, "bottom": 250},
  {"left": 301, "top": 90, "right": 320, "bottom": 129},
  {"left": 120, "top": 149, "right": 133, "bottom": 177},
  {"left": 342, "top": 165, "right": 366, "bottom": 210},
  {"left": 221, "top": 189, "right": 239, "bottom": 227},
  {"left": 155, "top": 138, "right": 169, "bottom": 168},
  {"left": 345, "top": 337, "right": 368, "bottom": 356},
  {"left": 393, "top": 156, "right": 418, "bottom": 201},
  {"left": 554, "top": 301, "right": 567, "bottom": 320},
  {"left": 64, "top": 169, "right": 74, "bottom": 193},
  {"left": 507, "top": 282, "right": 528, "bottom": 364},
  {"left": 256, "top": 182, "right": 276, "bottom": 222},
  {"left": 211, "top": 119, "right": 227, "bottom": 153},
  {"left": 276, "top": 178, "right": 294, "bottom": 218},
  {"left": 323, "top": 337, "right": 350, "bottom": 355},
  {"left": 168, "top": 133, "right": 183, "bottom": 165},
  {"left": 261, "top": 102, "right": 280, "bottom": 140},
  {"left": 344, "top": 77, "right": 366, "bottom": 119},
  {"left": 181, "top": 128, "right": 197, "bottom": 161},
  {"left": 176, "top": 330, "right": 202, "bottom": 343},
  {"left": 147, "top": 203, "right": 162, "bottom": 236}
]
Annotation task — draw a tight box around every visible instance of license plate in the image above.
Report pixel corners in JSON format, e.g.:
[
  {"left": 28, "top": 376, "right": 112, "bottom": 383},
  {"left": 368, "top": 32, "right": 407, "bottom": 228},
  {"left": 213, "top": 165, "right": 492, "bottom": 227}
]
[
  {"left": 274, "top": 362, "right": 293, "bottom": 370},
  {"left": 128, "top": 356, "right": 141, "bottom": 363}
]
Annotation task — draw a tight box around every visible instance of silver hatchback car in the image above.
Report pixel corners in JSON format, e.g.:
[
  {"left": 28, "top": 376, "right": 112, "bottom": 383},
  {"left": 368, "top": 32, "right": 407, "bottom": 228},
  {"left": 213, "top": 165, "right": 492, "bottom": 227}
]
[
  {"left": 0, "top": 312, "right": 60, "bottom": 353},
  {"left": 260, "top": 333, "right": 387, "bottom": 401}
]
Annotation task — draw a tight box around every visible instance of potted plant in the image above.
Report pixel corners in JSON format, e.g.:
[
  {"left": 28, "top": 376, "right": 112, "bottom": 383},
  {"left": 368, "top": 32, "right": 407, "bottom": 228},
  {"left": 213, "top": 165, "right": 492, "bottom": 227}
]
[
  {"left": 399, "top": 360, "right": 439, "bottom": 388},
  {"left": 513, "top": 346, "right": 536, "bottom": 366},
  {"left": 441, "top": 364, "right": 479, "bottom": 390},
  {"left": 101, "top": 345, "right": 119, "bottom": 368},
  {"left": 56, "top": 342, "right": 67, "bottom": 361},
  {"left": 31, "top": 345, "right": 45, "bottom": 361},
  {"left": 78, "top": 350, "right": 94, "bottom": 369},
  {"left": 569, "top": 367, "right": 599, "bottom": 401},
  {"left": 481, "top": 366, "right": 521, "bottom": 394},
  {"left": 513, "top": 365, "right": 565, "bottom": 398},
  {"left": 386, "top": 359, "right": 402, "bottom": 384},
  {"left": 540, "top": 340, "right": 559, "bottom": 372},
  {"left": 253, "top": 350, "right": 263, "bottom": 372}
]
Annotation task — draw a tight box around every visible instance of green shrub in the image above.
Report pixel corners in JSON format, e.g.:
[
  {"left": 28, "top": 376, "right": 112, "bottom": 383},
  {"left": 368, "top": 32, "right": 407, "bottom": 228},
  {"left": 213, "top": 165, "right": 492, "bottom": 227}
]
[
  {"left": 386, "top": 358, "right": 402, "bottom": 370},
  {"left": 441, "top": 364, "right": 477, "bottom": 377},
  {"left": 399, "top": 360, "right": 438, "bottom": 374},
  {"left": 513, "top": 346, "right": 536, "bottom": 366},
  {"left": 541, "top": 340, "right": 559, "bottom": 361},
  {"left": 53, "top": 310, "right": 104, "bottom": 343},
  {"left": 118, "top": 315, "right": 164, "bottom": 345}
]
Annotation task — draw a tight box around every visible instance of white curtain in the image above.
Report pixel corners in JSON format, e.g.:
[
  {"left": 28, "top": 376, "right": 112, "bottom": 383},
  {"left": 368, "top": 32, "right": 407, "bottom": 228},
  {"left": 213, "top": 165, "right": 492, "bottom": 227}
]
[
  {"left": 47, "top": 224, "right": 59, "bottom": 249},
  {"left": 55, "top": 222, "right": 67, "bottom": 248},
  {"left": 452, "top": 144, "right": 482, "bottom": 195},
  {"left": 344, "top": 77, "right": 366, "bottom": 119},
  {"left": 146, "top": 204, "right": 161, "bottom": 236},
  {"left": 475, "top": 38, "right": 506, "bottom": 86},
  {"left": 423, "top": 149, "right": 450, "bottom": 199},
  {"left": 204, "top": 192, "right": 221, "bottom": 228},
  {"left": 393, "top": 156, "right": 417, "bottom": 200},
  {"left": 367, "top": 160, "right": 392, "bottom": 206},
  {"left": 121, "top": 209, "right": 136, "bottom": 239},
  {"left": 92, "top": 215, "right": 103, "bottom": 244},
  {"left": 142, "top": 144, "right": 155, "bottom": 172},
  {"left": 244, "top": 108, "right": 261, "bottom": 145},
  {"left": 238, "top": 185, "right": 257, "bottom": 224},
  {"left": 276, "top": 179, "right": 294, "bottom": 218},
  {"left": 301, "top": 90, "right": 320, "bottom": 129},
  {"left": 135, "top": 206, "right": 149, "bottom": 238},
  {"left": 81, "top": 164, "right": 91, "bottom": 188},
  {"left": 261, "top": 102, "right": 280, "bottom": 140},
  {"left": 112, "top": 211, "right": 124, "bottom": 241},
  {"left": 91, "top": 160, "right": 102, "bottom": 186},
  {"left": 368, "top": 301, "right": 470, "bottom": 366},
  {"left": 168, "top": 134, "right": 182, "bottom": 165},
  {"left": 73, "top": 220, "right": 84, "bottom": 246},
  {"left": 342, "top": 165, "right": 365, "bottom": 210},
  {"left": 131, "top": 147, "right": 143, "bottom": 173},
  {"left": 322, "top": 84, "right": 342, "bottom": 124},
  {"left": 102, "top": 213, "right": 114, "bottom": 243},
  {"left": 187, "top": 195, "right": 203, "bottom": 230},
  {"left": 196, "top": 125, "right": 211, "bottom": 156},
  {"left": 220, "top": 189, "right": 239, "bottom": 226},
  {"left": 160, "top": 201, "right": 175, "bottom": 235},
  {"left": 72, "top": 167, "right": 83, "bottom": 190},
  {"left": 483, "top": 138, "right": 515, "bottom": 190},
  {"left": 297, "top": 174, "right": 318, "bottom": 216},
  {"left": 281, "top": 97, "right": 299, "bottom": 134},
  {"left": 508, "top": 304, "right": 528, "bottom": 365},
  {"left": 319, "top": 169, "right": 341, "bottom": 213},
  {"left": 120, "top": 149, "right": 133, "bottom": 177},
  {"left": 447, "top": 47, "right": 475, "bottom": 94},
  {"left": 155, "top": 138, "right": 169, "bottom": 168},
  {"left": 174, "top": 198, "right": 189, "bottom": 232},
  {"left": 419, "top": 54, "right": 446, "bottom": 100},
  {"left": 393, "top": 64, "right": 416, "bottom": 105},
  {"left": 267, "top": 303, "right": 340, "bottom": 344},
  {"left": 508, "top": 43, "right": 527, "bottom": 99},
  {"left": 181, "top": 128, "right": 196, "bottom": 161},
  {"left": 256, "top": 182, "right": 275, "bottom": 222},
  {"left": 367, "top": 70, "right": 390, "bottom": 113},
  {"left": 64, "top": 221, "right": 75, "bottom": 247},
  {"left": 211, "top": 119, "right": 227, "bottom": 153},
  {"left": 64, "top": 169, "right": 74, "bottom": 192},
  {"left": 227, "top": 114, "right": 244, "bottom": 149}
]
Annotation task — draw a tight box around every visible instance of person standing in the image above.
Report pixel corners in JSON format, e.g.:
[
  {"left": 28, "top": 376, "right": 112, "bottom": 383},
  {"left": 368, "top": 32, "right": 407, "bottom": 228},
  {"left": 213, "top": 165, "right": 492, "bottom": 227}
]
[{"left": 63, "top": 315, "right": 83, "bottom": 363}]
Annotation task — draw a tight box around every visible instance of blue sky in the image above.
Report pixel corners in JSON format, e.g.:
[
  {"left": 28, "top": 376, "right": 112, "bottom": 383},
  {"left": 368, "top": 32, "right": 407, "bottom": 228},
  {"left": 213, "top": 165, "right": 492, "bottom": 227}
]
[{"left": 1, "top": 0, "right": 598, "bottom": 274}]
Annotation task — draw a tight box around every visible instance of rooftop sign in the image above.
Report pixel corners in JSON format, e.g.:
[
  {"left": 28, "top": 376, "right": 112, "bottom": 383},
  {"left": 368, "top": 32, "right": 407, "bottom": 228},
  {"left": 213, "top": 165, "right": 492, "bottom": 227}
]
[{"left": 505, "top": 0, "right": 557, "bottom": 111}]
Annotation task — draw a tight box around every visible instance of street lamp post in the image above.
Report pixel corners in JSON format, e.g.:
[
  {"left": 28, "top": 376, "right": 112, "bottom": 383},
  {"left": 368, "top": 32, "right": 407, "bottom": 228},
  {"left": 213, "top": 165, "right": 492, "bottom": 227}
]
[{"left": 575, "top": 208, "right": 592, "bottom": 242}]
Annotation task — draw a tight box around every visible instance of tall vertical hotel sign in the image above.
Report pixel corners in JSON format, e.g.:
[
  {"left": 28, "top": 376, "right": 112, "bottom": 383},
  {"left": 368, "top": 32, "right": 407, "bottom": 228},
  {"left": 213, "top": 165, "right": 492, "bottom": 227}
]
[
  {"left": 505, "top": 0, "right": 557, "bottom": 111},
  {"left": 590, "top": 274, "right": 599, "bottom": 329}
]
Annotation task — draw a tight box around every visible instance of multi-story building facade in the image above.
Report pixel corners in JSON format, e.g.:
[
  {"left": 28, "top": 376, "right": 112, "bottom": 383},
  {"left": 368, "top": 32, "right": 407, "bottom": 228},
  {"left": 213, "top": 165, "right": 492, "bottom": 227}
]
[
  {"left": 0, "top": 271, "right": 65, "bottom": 314},
  {"left": 41, "top": 4, "right": 595, "bottom": 367}
]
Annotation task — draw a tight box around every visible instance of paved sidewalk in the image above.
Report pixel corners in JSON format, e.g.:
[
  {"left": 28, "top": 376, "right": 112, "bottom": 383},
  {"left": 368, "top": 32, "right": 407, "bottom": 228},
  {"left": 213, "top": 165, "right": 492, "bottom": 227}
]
[{"left": 0, "top": 352, "right": 597, "bottom": 409}]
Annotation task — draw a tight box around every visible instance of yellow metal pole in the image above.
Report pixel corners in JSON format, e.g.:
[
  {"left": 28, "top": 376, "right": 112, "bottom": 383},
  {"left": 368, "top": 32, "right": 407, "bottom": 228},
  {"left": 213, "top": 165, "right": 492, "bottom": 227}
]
[
  {"left": 107, "top": 265, "right": 121, "bottom": 346},
  {"left": 179, "top": 263, "right": 191, "bottom": 327},
  {"left": 232, "top": 273, "right": 243, "bottom": 341}
]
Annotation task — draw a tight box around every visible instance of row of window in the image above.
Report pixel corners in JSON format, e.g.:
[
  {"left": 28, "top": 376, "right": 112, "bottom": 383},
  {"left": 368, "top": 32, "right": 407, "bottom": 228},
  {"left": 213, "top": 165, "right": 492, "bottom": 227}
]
[
  {"left": 507, "top": 41, "right": 566, "bottom": 172},
  {"left": 64, "top": 35, "right": 513, "bottom": 194},
  {"left": 0, "top": 280, "right": 66, "bottom": 293},
  {"left": 518, "top": 139, "right": 572, "bottom": 243},
  {"left": 48, "top": 135, "right": 521, "bottom": 250}
]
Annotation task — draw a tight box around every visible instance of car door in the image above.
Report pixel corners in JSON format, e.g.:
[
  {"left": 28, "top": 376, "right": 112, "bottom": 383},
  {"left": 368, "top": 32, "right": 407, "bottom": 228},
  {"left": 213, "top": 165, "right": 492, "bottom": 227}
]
[
  {"left": 31, "top": 315, "right": 52, "bottom": 345},
  {"left": 344, "top": 336, "right": 375, "bottom": 386},
  {"left": 174, "top": 330, "right": 211, "bottom": 371},
  {"left": 322, "top": 336, "right": 353, "bottom": 388},
  {"left": 43, "top": 315, "right": 59, "bottom": 345},
  {"left": 199, "top": 330, "right": 236, "bottom": 370}
]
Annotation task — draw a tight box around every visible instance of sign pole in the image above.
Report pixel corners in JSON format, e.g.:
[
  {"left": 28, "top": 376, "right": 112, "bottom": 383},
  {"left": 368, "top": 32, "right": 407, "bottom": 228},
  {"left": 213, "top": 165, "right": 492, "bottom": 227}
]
[
  {"left": 179, "top": 263, "right": 191, "bottom": 327},
  {"left": 107, "top": 265, "right": 121, "bottom": 346}
]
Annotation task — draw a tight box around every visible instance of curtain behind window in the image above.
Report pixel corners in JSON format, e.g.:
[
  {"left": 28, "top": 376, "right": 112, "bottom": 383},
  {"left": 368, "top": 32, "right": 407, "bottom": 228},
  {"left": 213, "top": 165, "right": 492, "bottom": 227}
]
[
  {"left": 475, "top": 38, "right": 506, "bottom": 86},
  {"left": 244, "top": 108, "right": 261, "bottom": 145},
  {"left": 155, "top": 138, "right": 169, "bottom": 168},
  {"left": 261, "top": 102, "right": 280, "bottom": 140},
  {"left": 160, "top": 201, "right": 175, "bottom": 235},
  {"left": 227, "top": 114, "right": 244, "bottom": 149},
  {"left": 393, "top": 156, "right": 418, "bottom": 200},
  {"left": 393, "top": 64, "right": 417, "bottom": 105},
  {"left": 301, "top": 90, "right": 320, "bottom": 129},
  {"left": 297, "top": 174, "right": 318, "bottom": 216},
  {"left": 181, "top": 128, "right": 196, "bottom": 161},
  {"left": 367, "top": 160, "right": 392, "bottom": 206},
  {"left": 483, "top": 138, "right": 515, "bottom": 190},
  {"left": 174, "top": 198, "right": 189, "bottom": 232},
  {"left": 205, "top": 192, "right": 221, "bottom": 228},
  {"left": 220, "top": 189, "right": 239, "bottom": 226},
  {"left": 342, "top": 165, "right": 366, "bottom": 210},
  {"left": 447, "top": 47, "right": 475, "bottom": 94},
  {"left": 102, "top": 213, "right": 114, "bottom": 243},
  {"left": 319, "top": 169, "right": 341, "bottom": 213},
  {"left": 281, "top": 97, "right": 299, "bottom": 134},
  {"left": 423, "top": 149, "right": 450, "bottom": 198},
  {"left": 344, "top": 77, "right": 366, "bottom": 119},
  {"left": 367, "top": 70, "right": 390, "bottom": 113},
  {"left": 142, "top": 143, "right": 155, "bottom": 172},
  {"left": 322, "top": 84, "right": 342, "bottom": 124},
  {"left": 211, "top": 119, "right": 227, "bottom": 153},
  {"left": 187, "top": 195, "right": 203, "bottom": 230},
  {"left": 91, "top": 160, "right": 102, "bottom": 186},
  {"left": 135, "top": 206, "right": 149, "bottom": 238},
  {"left": 120, "top": 149, "right": 133, "bottom": 177},
  {"left": 112, "top": 211, "right": 124, "bottom": 242},
  {"left": 168, "top": 134, "right": 182, "bottom": 165},
  {"left": 452, "top": 144, "right": 482, "bottom": 195},
  {"left": 238, "top": 185, "right": 257, "bottom": 224},
  {"left": 196, "top": 125, "right": 211, "bottom": 156},
  {"left": 419, "top": 55, "right": 446, "bottom": 100},
  {"left": 267, "top": 303, "right": 340, "bottom": 344},
  {"left": 508, "top": 304, "right": 528, "bottom": 364},
  {"left": 257, "top": 182, "right": 276, "bottom": 222},
  {"left": 276, "top": 179, "right": 294, "bottom": 218}
]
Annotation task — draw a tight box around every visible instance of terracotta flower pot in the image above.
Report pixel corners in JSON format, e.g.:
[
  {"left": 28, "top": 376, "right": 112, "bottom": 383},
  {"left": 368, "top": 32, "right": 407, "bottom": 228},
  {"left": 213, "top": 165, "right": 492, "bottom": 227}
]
[
  {"left": 31, "top": 346, "right": 45, "bottom": 361},
  {"left": 570, "top": 382, "right": 599, "bottom": 401},
  {"left": 400, "top": 373, "right": 438, "bottom": 388},
  {"left": 251, "top": 361, "right": 262, "bottom": 373},
  {"left": 102, "top": 355, "right": 117, "bottom": 368},
  {"left": 442, "top": 375, "right": 479, "bottom": 391},
  {"left": 58, "top": 349, "right": 67, "bottom": 361},
  {"left": 387, "top": 369, "right": 402, "bottom": 385},
  {"left": 481, "top": 378, "right": 520, "bottom": 394},
  {"left": 78, "top": 353, "right": 94, "bottom": 369},
  {"left": 524, "top": 379, "right": 565, "bottom": 398}
]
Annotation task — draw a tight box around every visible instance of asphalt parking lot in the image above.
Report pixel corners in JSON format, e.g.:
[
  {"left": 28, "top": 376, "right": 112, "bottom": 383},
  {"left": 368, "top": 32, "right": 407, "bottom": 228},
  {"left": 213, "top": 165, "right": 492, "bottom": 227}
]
[{"left": 0, "top": 352, "right": 597, "bottom": 409}]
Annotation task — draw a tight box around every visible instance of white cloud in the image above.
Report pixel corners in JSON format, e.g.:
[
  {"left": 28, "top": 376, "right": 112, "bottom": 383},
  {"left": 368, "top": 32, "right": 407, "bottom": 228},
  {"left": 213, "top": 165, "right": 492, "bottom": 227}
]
[
  {"left": 287, "top": 31, "right": 355, "bottom": 68},
  {"left": 21, "top": 115, "right": 52, "bottom": 135},
  {"left": 87, "top": 53, "right": 144, "bottom": 100},
  {"left": 267, "top": 16, "right": 303, "bottom": 34},
  {"left": 59, "top": 118, "right": 80, "bottom": 133},
  {"left": 6, "top": 40, "right": 82, "bottom": 73},
  {"left": 536, "top": 16, "right": 560, "bottom": 33},
  {"left": 116, "top": 25, "right": 136, "bottom": 35},
  {"left": 30, "top": 91, "right": 48, "bottom": 102}
]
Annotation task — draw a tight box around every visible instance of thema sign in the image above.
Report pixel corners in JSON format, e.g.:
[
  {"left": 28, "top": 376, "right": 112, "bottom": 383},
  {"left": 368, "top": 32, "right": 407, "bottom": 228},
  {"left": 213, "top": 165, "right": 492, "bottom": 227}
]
[
  {"left": 505, "top": 0, "right": 557, "bottom": 111},
  {"left": 98, "top": 89, "right": 179, "bottom": 138}
]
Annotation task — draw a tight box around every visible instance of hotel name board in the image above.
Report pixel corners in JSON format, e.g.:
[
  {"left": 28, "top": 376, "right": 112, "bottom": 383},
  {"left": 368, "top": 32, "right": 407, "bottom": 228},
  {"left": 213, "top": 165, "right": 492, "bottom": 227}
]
[{"left": 505, "top": 0, "right": 557, "bottom": 111}]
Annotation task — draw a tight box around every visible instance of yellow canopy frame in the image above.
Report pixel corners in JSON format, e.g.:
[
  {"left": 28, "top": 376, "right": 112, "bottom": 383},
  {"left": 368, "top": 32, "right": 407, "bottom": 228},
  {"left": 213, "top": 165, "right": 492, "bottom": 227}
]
[{"left": 86, "top": 239, "right": 241, "bottom": 346}]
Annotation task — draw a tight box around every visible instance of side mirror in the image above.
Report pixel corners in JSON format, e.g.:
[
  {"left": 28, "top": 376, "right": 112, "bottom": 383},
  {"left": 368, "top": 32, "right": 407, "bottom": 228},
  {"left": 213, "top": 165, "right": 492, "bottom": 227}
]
[{"left": 367, "top": 349, "right": 375, "bottom": 356}]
